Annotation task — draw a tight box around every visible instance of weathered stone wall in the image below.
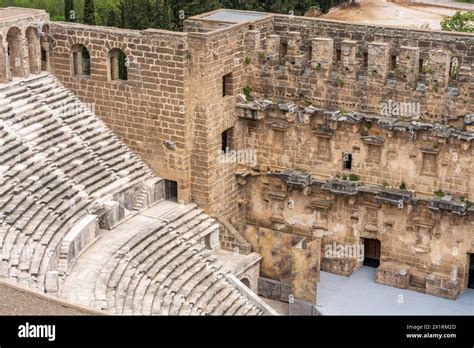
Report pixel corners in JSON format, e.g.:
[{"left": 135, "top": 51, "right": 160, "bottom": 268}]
[
  {"left": 186, "top": 15, "right": 274, "bottom": 224},
  {"left": 243, "top": 107, "right": 472, "bottom": 199},
  {"left": 243, "top": 172, "right": 474, "bottom": 299},
  {"left": 30, "top": 9, "right": 473, "bottom": 301},
  {"left": 0, "top": 8, "right": 49, "bottom": 82},
  {"left": 231, "top": 13, "right": 474, "bottom": 300},
  {"left": 245, "top": 15, "right": 473, "bottom": 124},
  {"left": 47, "top": 23, "right": 193, "bottom": 203}
]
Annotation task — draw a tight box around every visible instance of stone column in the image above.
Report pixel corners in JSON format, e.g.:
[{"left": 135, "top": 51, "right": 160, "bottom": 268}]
[
  {"left": 266, "top": 34, "right": 280, "bottom": 62},
  {"left": 0, "top": 41, "right": 6, "bottom": 83},
  {"left": 398, "top": 46, "right": 420, "bottom": 89},
  {"left": 424, "top": 49, "right": 450, "bottom": 93},
  {"left": 245, "top": 30, "right": 261, "bottom": 60},
  {"left": 367, "top": 42, "right": 389, "bottom": 109},
  {"left": 287, "top": 31, "right": 302, "bottom": 66},
  {"left": 341, "top": 39, "right": 358, "bottom": 77},
  {"left": 311, "top": 38, "right": 334, "bottom": 77}
]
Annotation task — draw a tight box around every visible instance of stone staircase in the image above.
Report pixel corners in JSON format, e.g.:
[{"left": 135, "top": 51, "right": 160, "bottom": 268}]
[
  {"left": 0, "top": 72, "right": 153, "bottom": 290},
  {"left": 60, "top": 201, "right": 267, "bottom": 316}
]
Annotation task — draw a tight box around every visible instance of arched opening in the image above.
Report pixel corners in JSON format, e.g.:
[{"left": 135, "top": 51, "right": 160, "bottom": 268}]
[
  {"left": 26, "top": 26, "right": 41, "bottom": 74},
  {"left": 240, "top": 278, "right": 251, "bottom": 288},
  {"left": 0, "top": 39, "right": 6, "bottom": 83},
  {"left": 449, "top": 57, "right": 459, "bottom": 81},
  {"left": 108, "top": 48, "right": 128, "bottom": 81},
  {"left": 40, "top": 24, "right": 50, "bottom": 71},
  {"left": 71, "top": 44, "right": 91, "bottom": 77},
  {"left": 7, "top": 27, "right": 24, "bottom": 78}
]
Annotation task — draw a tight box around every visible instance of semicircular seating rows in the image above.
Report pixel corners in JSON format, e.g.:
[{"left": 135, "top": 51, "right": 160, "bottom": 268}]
[
  {"left": 0, "top": 72, "right": 267, "bottom": 316},
  {"left": 61, "top": 202, "right": 265, "bottom": 315}
]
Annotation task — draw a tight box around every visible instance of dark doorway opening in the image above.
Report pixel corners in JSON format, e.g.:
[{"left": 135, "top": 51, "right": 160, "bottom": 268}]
[
  {"left": 221, "top": 127, "right": 233, "bottom": 153},
  {"left": 343, "top": 153, "right": 352, "bottom": 170},
  {"left": 164, "top": 180, "right": 178, "bottom": 202},
  {"left": 363, "top": 238, "right": 381, "bottom": 268},
  {"left": 241, "top": 278, "right": 251, "bottom": 288},
  {"left": 41, "top": 48, "right": 48, "bottom": 71},
  {"left": 468, "top": 254, "right": 474, "bottom": 289}
]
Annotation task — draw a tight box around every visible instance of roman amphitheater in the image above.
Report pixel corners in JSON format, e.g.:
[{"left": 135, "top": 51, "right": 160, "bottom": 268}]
[{"left": 0, "top": 4, "right": 472, "bottom": 315}]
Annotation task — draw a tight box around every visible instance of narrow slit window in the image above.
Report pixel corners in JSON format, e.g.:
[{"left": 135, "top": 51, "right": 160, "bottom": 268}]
[
  {"left": 450, "top": 58, "right": 459, "bottom": 80},
  {"left": 390, "top": 55, "right": 398, "bottom": 70},
  {"left": 336, "top": 48, "right": 342, "bottom": 63},
  {"left": 362, "top": 52, "right": 368, "bottom": 67},
  {"left": 223, "top": 72, "right": 233, "bottom": 97}
]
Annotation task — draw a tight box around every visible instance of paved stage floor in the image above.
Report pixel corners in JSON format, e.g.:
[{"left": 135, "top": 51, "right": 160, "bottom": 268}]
[{"left": 317, "top": 267, "right": 474, "bottom": 315}]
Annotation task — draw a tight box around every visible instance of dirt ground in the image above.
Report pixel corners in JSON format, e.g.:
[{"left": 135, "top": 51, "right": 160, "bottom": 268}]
[
  {"left": 0, "top": 280, "right": 97, "bottom": 315},
  {"left": 321, "top": 0, "right": 457, "bottom": 30}
]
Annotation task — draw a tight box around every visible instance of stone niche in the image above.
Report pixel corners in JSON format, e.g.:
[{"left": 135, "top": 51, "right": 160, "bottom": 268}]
[{"left": 412, "top": 216, "right": 436, "bottom": 253}]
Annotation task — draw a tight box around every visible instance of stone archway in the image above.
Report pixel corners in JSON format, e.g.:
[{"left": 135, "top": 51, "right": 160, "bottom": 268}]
[
  {"left": 0, "top": 38, "right": 6, "bottom": 83},
  {"left": 40, "top": 24, "right": 50, "bottom": 71},
  {"left": 240, "top": 277, "right": 251, "bottom": 288},
  {"left": 26, "top": 26, "right": 41, "bottom": 74},
  {"left": 7, "top": 27, "right": 24, "bottom": 78}
]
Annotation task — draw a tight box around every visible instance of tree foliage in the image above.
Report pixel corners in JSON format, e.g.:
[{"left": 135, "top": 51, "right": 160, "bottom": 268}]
[
  {"left": 83, "top": 0, "right": 95, "bottom": 25},
  {"left": 0, "top": 0, "right": 349, "bottom": 30},
  {"left": 441, "top": 11, "right": 474, "bottom": 33},
  {"left": 65, "top": 0, "right": 75, "bottom": 22}
]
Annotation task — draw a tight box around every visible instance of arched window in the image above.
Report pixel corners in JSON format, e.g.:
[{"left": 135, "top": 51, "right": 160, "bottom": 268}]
[
  {"left": 450, "top": 57, "right": 459, "bottom": 80},
  {"left": 71, "top": 44, "right": 91, "bottom": 77},
  {"left": 26, "top": 26, "right": 41, "bottom": 74},
  {"left": 108, "top": 48, "right": 128, "bottom": 81},
  {"left": 7, "top": 27, "right": 24, "bottom": 78}
]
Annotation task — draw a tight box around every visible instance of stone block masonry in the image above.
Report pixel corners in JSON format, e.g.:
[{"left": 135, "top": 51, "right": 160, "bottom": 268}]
[{"left": 14, "top": 8, "right": 472, "bottom": 303}]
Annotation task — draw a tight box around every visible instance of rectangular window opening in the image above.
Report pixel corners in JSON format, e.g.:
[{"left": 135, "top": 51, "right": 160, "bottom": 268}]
[
  {"left": 223, "top": 72, "right": 233, "bottom": 97},
  {"left": 343, "top": 153, "right": 352, "bottom": 170},
  {"left": 336, "top": 48, "right": 342, "bottom": 63},
  {"left": 362, "top": 52, "right": 368, "bottom": 67},
  {"left": 390, "top": 55, "right": 398, "bottom": 70},
  {"left": 221, "top": 127, "right": 233, "bottom": 153}
]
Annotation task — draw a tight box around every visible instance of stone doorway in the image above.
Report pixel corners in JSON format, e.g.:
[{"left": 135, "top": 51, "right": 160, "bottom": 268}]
[
  {"left": 362, "top": 238, "right": 380, "bottom": 268},
  {"left": 468, "top": 254, "right": 474, "bottom": 289},
  {"left": 164, "top": 180, "right": 178, "bottom": 202}
]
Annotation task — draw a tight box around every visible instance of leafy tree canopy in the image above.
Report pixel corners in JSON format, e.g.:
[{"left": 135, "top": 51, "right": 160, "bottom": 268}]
[
  {"left": 441, "top": 11, "right": 474, "bottom": 33},
  {"left": 0, "top": 0, "right": 348, "bottom": 30}
]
